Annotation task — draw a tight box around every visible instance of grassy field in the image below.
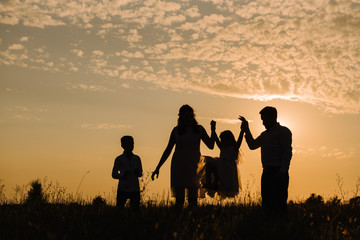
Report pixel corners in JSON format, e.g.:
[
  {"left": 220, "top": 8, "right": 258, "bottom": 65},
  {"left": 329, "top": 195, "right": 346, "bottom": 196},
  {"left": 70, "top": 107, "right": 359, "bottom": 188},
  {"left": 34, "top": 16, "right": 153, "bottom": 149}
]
[
  {"left": 0, "top": 179, "right": 359, "bottom": 239},
  {"left": 0, "top": 199, "right": 359, "bottom": 240}
]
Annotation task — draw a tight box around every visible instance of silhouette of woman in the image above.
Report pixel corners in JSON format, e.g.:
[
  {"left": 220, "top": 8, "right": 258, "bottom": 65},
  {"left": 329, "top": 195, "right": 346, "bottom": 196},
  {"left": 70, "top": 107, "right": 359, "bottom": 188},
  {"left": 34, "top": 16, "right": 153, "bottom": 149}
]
[{"left": 151, "top": 105, "right": 214, "bottom": 207}]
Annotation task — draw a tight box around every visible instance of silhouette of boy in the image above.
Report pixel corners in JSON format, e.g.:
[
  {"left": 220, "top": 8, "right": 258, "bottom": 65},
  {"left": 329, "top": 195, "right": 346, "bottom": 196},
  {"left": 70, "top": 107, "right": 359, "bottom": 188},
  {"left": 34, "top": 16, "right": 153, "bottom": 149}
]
[
  {"left": 240, "top": 107, "right": 292, "bottom": 215},
  {"left": 112, "top": 136, "right": 143, "bottom": 209}
]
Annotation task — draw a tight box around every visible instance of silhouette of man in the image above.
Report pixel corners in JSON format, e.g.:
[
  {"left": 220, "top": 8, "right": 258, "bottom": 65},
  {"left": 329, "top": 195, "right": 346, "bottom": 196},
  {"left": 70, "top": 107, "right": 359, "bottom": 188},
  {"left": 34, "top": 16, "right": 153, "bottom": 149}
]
[{"left": 240, "top": 107, "right": 292, "bottom": 215}]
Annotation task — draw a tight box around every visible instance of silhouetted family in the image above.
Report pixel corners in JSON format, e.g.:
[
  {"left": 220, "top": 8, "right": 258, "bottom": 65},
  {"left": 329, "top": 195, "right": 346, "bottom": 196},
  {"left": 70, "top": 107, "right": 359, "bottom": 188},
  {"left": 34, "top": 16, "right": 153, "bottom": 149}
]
[{"left": 112, "top": 104, "right": 292, "bottom": 215}]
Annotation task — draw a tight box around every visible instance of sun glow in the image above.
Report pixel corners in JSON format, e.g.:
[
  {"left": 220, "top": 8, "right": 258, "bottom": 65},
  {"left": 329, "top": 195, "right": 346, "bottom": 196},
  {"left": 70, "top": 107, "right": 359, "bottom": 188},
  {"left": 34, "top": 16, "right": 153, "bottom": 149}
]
[{"left": 278, "top": 118, "right": 292, "bottom": 130}]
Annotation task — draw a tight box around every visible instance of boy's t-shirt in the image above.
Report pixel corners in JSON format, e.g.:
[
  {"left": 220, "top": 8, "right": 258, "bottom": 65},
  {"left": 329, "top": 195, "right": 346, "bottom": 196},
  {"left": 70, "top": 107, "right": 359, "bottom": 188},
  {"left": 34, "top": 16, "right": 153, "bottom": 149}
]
[{"left": 112, "top": 153, "right": 143, "bottom": 192}]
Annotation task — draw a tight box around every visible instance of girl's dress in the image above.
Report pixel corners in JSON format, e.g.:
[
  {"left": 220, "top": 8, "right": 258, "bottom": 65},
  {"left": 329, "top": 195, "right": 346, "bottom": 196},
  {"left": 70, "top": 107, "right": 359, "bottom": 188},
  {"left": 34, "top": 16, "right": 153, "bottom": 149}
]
[
  {"left": 171, "top": 126, "right": 205, "bottom": 197},
  {"left": 198, "top": 146, "right": 241, "bottom": 198}
]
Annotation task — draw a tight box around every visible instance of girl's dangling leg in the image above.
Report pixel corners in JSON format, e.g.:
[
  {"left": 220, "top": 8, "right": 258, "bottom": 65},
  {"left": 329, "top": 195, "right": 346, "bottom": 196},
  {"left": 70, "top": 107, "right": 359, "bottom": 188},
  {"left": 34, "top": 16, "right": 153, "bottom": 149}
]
[
  {"left": 205, "top": 163, "right": 212, "bottom": 186},
  {"left": 205, "top": 160, "right": 217, "bottom": 189}
]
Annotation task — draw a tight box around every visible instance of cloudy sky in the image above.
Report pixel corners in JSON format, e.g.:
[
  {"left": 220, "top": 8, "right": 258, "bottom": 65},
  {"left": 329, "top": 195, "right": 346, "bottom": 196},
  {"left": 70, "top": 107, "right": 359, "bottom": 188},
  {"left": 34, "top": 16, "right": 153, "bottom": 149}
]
[{"left": 1, "top": 0, "right": 359, "bottom": 201}]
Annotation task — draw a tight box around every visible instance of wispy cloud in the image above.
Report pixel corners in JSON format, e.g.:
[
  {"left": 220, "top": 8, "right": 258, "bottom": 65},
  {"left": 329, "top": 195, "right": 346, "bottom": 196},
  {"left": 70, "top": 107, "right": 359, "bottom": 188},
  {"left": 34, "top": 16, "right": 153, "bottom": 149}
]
[
  {"left": 92, "top": 50, "right": 104, "bottom": 57},
  {"left": 68, "top": 83, "right": 115, "bottom": 92},
  {"left": 13, "top": 114, "right": 41, "bottom": 121},
  {"left": 198, "top": 116, "right": 240, "bottom": 125},
  {"left": 7, "top": 105, "right": 48, "bottom": 113},
  {"left": 80, "top": 123, "right": 131, "bottom": 130},
  {"left": 199, "top": 116, "right": 254, "bottom": 125},
  {"left": 294, "top": 145, "right": 356, "bottom": 160},
  {"left": 7, "top": 105, "right": 48, "bottom": 121},
  {"left": 20, "top": 36, "right": 29, "bottom": 42},
  {"left": 70, "top": 49, "right": 84, "bottom": 57},
  {"left": 8, "top": 44, "right": 24, "bottom": 50},
  {"left": 0, "top": 0, "right": 359, "bottom": 113}
]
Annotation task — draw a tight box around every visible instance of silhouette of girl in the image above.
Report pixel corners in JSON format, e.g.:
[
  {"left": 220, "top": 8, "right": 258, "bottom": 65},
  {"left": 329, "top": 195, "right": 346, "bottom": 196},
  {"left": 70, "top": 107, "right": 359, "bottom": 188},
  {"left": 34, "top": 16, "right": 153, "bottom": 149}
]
[
  {"left": 151, "top": 105, "right": 214, "bottom": 207},
  {"left": 198, "top": 120, "right": 244, "bottom": 198}
]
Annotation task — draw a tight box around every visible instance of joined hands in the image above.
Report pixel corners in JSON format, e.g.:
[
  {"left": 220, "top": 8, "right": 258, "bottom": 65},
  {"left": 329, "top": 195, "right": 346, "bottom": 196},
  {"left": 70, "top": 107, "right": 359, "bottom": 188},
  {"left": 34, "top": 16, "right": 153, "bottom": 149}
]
[
  {"left": 210, "top": 120, "right": 216, "bottom": 132},
  {"left": 239, "top": 116, "right": 249, "bottom": 132}
]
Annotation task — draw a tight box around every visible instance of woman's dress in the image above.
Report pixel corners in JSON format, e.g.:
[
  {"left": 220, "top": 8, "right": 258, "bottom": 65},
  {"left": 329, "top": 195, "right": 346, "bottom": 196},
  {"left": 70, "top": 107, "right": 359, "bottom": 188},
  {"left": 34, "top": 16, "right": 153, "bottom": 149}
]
[{"left": 170, "top": 126, "right": 201, "bottom": 195}]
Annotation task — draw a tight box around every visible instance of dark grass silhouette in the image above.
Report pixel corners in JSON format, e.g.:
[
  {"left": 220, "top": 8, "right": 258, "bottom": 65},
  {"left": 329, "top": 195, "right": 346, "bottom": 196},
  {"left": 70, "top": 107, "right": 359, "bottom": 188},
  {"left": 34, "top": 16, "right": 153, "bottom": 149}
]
[
  {"left": 0, "top": 195, "right": 359, "bottom": 239},
  {"left": 1, "top": 177, "right": 359, "bottom": 239},
  {"left": 25, "top": 179, "right": 47, "bottom": 205}
]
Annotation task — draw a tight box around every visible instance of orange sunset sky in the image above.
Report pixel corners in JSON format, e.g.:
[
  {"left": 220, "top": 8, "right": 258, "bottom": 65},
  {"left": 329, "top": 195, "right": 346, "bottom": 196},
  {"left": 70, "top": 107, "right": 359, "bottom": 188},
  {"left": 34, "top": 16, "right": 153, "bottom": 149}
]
[{"left": 0, "top": 0, "right": 359, "bottom": 202}]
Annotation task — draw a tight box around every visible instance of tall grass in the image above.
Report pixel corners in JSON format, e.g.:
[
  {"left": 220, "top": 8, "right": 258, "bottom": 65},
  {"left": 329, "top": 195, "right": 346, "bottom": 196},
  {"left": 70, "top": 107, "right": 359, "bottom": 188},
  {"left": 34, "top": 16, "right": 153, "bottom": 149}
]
[
  {"left": 0, "top": 198, "right": 359, "bottom": 239},
  {"left": 0, "top": 175, "right": 358, "bottom": 205},
  {"left": 0, "top": 177, "right": 359, "bottom": 239}
]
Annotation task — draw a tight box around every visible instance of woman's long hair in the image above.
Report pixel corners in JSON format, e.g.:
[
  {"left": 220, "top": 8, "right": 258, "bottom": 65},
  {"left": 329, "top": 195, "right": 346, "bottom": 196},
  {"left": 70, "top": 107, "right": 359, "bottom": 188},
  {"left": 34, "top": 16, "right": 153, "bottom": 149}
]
[{"left": 177, "top": 105, "right": 199, "bottom": 135}]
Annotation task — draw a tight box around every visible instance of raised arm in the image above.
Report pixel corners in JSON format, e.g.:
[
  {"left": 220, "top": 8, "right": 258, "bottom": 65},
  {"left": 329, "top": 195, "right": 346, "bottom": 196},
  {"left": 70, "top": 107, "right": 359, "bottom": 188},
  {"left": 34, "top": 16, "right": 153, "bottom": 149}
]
[
  {"left": 239, "top": 116, "right": 261, "bottom": 150},
  {"left": 211, "top": 120, "right": 221, "bottom": 149},
  {"left": 236, "top": 129, "right": 245, "bottom": 150},
  {"left": 151, "top": 128, "right": 176, "bottom": 180},
  {"left": 199, "top": 125, "right": 214, "bottom": 150}
]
